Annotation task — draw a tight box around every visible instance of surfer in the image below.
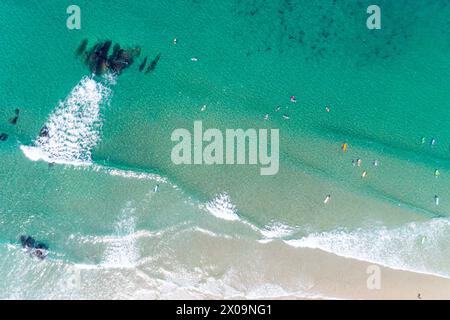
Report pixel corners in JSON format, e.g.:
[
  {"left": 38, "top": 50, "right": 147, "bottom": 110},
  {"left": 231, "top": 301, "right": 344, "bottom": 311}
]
[
  {"left": 435, "top": 195, "right": 440, "bottom": 206},
  {"left": 435, "top": 169, "right": 440, "bottom": 178},
  {"left": 76, "top": 38, "right": 88, "bottom": 56},
  {"left": 324, "top": 194, "right": 331, "bottom": 204},
  {"left": 430, "top": 138, "right": 436, "bottom": 146},
  {"left": 341, "top": 142, "right": 348, "bottom": 152},
  {"left": 85, "top": 41, "right": 140, "bottom": 75}
]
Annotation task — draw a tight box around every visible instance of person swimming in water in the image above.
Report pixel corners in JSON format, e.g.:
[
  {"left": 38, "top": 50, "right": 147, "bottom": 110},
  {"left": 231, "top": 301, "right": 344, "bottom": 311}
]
[{"left": 430, "top": 138, "right": 437, "bottom": 146}]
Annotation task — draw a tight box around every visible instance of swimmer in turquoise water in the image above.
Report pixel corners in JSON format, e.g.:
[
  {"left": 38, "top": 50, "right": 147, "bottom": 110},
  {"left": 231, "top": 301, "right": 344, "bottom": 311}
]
[{"left": 431, "top": 138, "right": 437, "bottom": 146}]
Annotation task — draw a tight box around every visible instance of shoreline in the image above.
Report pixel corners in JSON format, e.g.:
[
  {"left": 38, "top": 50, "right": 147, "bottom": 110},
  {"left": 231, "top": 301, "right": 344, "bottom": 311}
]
[{"left": 262, "top": 246, "right": 450, "bottom": 300}]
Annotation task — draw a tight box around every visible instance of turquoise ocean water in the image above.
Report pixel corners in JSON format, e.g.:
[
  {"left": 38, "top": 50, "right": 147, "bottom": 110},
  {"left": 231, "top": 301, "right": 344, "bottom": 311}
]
[{"left": 2, "top": 0, "right": 450, "bottom": 298}]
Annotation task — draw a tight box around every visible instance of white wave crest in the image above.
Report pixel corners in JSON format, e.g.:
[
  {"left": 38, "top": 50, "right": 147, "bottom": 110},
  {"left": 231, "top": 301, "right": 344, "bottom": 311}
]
[
  {"left": 102, "top": 202, "right": 140, "bottom": 268},
  {"left": 284, "top": 218, "right": 450, "bottom": 278},
  {"left": 90, "top": 165, "right": 167, "bottom": 182},
  {"left": 205, "top": 192, "right": 240, "bottom": 221},
  {"left": 261, "top": 222, "right": 297, "bottom": 239}
]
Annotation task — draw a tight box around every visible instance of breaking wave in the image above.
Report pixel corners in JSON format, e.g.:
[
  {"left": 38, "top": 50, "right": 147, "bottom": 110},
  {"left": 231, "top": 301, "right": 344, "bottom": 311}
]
[
  {"left": 284, "top": 218, "right": 450, "bottom": 278},
  {"left": 204, "top": 192, "right": 240, "bottom": 221}
]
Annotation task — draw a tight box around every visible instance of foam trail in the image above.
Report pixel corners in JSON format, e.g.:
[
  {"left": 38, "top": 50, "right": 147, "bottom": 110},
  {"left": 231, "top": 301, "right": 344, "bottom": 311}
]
[
  {"left": 202, "top": 193, "right": 298, "bottom": 240},
  {"left": 284, "top": 218, "right": 450, "bottom": 278},
  {"left": 90, "top": 165, "right": 168, "bottom": 183},
  {"left": 205, "top": 192, "right": 240, "bottom": 221},
  {"left": 21, "top": 75, "right": 112, "bottom": 165},
  {"left": 102, "top": 202, "right": 140, "bottom": 268}
]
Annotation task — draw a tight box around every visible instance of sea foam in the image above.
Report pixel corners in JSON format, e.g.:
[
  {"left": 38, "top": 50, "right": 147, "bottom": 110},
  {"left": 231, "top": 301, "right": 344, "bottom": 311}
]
[
  {"left": 102, "top": 202, "right": 140, "bottom": 268},
  {"left": 205, "top": 192, "right": 240, "bottom": 221},
  {"left": 284, "top": 218, "right": 450, "bottom": 278},
  {"left": 22, "top": 76, "right": 112, "bottom": 165}
]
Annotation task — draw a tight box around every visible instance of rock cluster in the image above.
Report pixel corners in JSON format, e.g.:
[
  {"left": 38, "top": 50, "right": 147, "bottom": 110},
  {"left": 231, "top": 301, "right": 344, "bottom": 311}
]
[{"left": 77, "top": 39, "right": 141, "bottom": 75}]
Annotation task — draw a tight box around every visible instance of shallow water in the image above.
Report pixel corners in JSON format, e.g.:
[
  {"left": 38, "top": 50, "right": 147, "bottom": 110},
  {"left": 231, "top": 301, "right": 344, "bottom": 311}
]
[{"left": 2, "top": 0, "right": 450, "bottom": 298}]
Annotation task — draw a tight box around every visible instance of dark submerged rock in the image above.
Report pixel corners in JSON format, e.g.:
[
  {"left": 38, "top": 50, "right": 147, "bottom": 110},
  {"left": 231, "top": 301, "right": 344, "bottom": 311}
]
[
  {"left": 76, "top": 38, "right": 88, "bottom": 56},
  {"left": 87, "top": 40, "right": 112, "bottom": 75},
  {"left": 139, "top": 56, "right": 148, "bottom": 72},
  {"left": 83, "top": 41, "right": 141, "bottom": 76},
  {"left": 9, "top": 116, "right": 18, "bottom": 125},
  {"left": 0, "top": 133, "right": 8, "bottom": 141}
]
